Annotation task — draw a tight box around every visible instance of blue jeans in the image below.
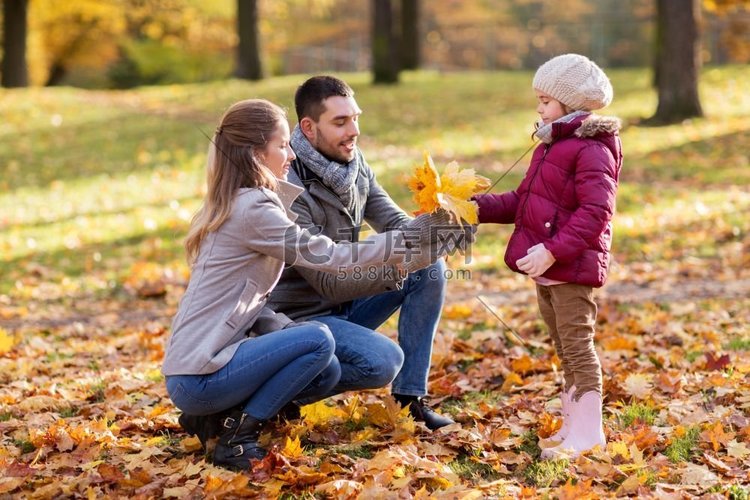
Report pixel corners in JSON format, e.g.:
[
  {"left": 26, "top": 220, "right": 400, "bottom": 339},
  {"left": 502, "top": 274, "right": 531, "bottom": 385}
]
[
  {"left": 165, "top": 323, "right": 341, "bottom": 420},
  {"left": 316, "top": 260, "right": 446, "bottom": 397}
]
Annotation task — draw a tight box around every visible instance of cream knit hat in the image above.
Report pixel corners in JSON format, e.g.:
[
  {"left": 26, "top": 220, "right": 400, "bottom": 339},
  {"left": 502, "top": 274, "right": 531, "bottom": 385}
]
[{"left": 532, "top": 54, "right": 613, "bottom": 111}]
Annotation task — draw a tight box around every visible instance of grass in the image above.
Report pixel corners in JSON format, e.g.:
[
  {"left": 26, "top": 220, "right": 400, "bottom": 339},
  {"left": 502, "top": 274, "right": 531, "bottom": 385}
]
[
  {"left": 725, "top": 338, "right": 750, "bottom": 351},
  {"left": 617, "top": 402, "right": 658, "bottom": 428},
  {"left": 523, "top": 458, "right": 569, "bottom": 488},
  {"left": 1, "top": 65, "right": 750, "bottom": 296},
  {"left": 518, "top": 430, "right": 541, "bottom": 459},
  {"left": 449, "top": 454, "right": 503, "bottom": 482},
  {"left": 665, "top": 426, "right": 701, "bottom": 463}
]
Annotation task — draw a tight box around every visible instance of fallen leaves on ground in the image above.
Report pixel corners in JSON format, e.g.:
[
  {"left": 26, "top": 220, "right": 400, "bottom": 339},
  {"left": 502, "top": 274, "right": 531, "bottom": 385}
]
[{"left": 2, "top": 177, "right": 750, "bottom": 498}]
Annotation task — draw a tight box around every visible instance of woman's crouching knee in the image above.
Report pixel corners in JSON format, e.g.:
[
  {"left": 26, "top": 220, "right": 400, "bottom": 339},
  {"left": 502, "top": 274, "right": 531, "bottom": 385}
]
[{"left": 364, "top": 342, "right": 405, "bottom": 389}]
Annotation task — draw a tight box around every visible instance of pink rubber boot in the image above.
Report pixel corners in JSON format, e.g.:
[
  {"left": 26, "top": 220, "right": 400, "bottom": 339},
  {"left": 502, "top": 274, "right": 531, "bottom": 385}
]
[
  {"left": 539, "top": 385, "right": 576, "bottom": 448},
  {"left": 541, "top": 391, "right": 605, "bottom": 459}
]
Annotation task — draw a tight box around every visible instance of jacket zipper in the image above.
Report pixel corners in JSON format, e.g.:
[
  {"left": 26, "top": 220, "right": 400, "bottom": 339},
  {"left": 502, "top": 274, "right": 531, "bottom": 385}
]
[{"left": 519, "top": 144, "right": 550, "bottom": 226}]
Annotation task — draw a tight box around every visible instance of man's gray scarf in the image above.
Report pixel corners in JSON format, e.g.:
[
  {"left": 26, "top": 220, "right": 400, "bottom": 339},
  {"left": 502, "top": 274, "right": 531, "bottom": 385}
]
[
  {"left": 534, "top": 110, "right": 588, "bottom": 144},
  {"left": 291, "top": 126, "right": 360, "bottom": 214}
]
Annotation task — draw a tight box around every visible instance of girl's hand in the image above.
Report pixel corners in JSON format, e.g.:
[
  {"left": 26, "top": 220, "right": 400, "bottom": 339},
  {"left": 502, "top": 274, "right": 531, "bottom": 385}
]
[{"left": 516, "top": 244, "right": 555, "bottom": 278}]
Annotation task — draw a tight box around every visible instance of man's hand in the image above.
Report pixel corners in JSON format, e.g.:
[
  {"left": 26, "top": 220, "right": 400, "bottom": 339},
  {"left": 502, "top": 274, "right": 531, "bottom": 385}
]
[
  {"left": 400, "top": 238, "right": 440, "bottom": 274},
  {"left": 400, "top": 209, "right": 452, "bottom": 246},
  {"left": 516, "top": 243, "right": 555, "bottom": 278}
]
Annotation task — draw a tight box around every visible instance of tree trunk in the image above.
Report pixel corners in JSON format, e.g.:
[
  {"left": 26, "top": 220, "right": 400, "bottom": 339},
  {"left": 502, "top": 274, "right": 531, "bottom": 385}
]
[
  {"left": 45, "top": 63, "right": 68, "bottom": 87},
  {"left": 400, "top": 0, "right": 419, "bottom": 70},
  {"left": 235, "top": 0, "right": 263, "bottom": 80},
  {"left": 372, "top": 0, "right": 399, "bottom": 84},
  {"left": 651, "top": 0, "right": 703, "bottom": 123},
  {"left": 2, "top": 0, "right": 29, "bottom": 88}
]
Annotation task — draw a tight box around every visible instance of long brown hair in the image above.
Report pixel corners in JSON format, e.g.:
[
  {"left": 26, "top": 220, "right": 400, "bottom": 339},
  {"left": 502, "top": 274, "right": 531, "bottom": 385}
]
[{"left": 185, "top": 99, "right": 286, "bottom": 264}]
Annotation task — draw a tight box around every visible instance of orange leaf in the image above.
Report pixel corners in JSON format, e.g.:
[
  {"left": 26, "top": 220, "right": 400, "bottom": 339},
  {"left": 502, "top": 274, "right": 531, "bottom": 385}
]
[
  {"left": 627, "top": 425, "right": 660, "bottom": 452},
  {"left": 407, "top": 152, "right": 489, "bottom": 224},
  {"left": 510, "top": 355, "right": 534, "bottom": 375},
  {"left": 537, "top": 412, "right": 563, "bottom": 439},
  {"left": 407, "top": 152, "right": 441, "bottom": 214},
  {"left": 600, "top": 335, "right": 637, "bottom": 351},
  {"left": 500, "top": 372, "right": 523, "bottom": 392},
  {"left": 700, "top": 420, "right": 733, "bottom": 452},
  {"left": 442, "top": 303, "right": 474, "bottom": 320},
  {"left": 203, "top": 474, "right": 251, "bottom": 496},
  {"left": 556, "top": 478, "right": 596, "bottom": 500}
]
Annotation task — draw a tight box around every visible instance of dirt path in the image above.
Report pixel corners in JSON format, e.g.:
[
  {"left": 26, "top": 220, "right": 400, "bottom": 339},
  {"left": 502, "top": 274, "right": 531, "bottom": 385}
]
[{"left": 453, "top": 277, "right": 750, "bottom": 309}]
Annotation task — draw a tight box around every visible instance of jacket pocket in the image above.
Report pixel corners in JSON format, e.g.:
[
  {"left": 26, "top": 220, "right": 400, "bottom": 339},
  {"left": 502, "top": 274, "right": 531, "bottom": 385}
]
[
  {"left": 225, "top": 279, "right": 265, "bottom": 330},
  {"left": 545, "top": 210, "right": 558, "bottom": 237}
]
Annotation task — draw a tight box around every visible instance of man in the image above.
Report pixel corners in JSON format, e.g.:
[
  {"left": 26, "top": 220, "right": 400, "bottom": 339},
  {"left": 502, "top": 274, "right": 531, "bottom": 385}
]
[{"left": 269, "top": 75, "right": 462, "bottom": 430}]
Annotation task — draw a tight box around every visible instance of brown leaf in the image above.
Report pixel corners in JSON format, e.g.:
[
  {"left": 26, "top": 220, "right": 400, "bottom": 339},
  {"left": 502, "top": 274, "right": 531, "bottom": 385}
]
[
  {"left": 2, "top": 461, "right": 38, "bottom": 478},
  {"left": 654, "top": 371, "right": 683, "bottom": 394},
  {"left": 97, "top": 463, "right": 125, "bottom": 483},
  {"left": 705, "top": 351, "right": 730, "bottom": 371}
]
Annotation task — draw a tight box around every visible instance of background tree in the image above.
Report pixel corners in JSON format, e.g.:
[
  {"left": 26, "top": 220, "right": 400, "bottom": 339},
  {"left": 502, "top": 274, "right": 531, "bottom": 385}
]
[
  {"left": 235, "top": 0, "right": 264, "bottom": 80},
  {"left": 400, "top": 0, "right": 419, "bottom": 70},
  {"left": 372, "top": 0, "right": 399, "bottom": 83},
  {"left": 2, "top": 0, "right": 29, "bottom": 88},
  {"left": 31, "top": 0, "right": 125, "bottom": 87},
  {"left": 651, "top": 0, "right": 704, "bottom": 123}
]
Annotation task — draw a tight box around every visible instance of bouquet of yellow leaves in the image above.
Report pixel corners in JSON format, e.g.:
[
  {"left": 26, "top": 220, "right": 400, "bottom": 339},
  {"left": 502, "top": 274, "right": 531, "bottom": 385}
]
[{"left": 407, "top": 152, "right": 491, "bottom": 225}]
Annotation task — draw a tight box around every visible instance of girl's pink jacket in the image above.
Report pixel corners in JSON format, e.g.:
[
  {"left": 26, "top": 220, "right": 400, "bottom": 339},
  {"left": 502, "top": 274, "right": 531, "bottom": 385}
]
[{"left": 474, "top": 113, "right": 622, "bottom": 287}]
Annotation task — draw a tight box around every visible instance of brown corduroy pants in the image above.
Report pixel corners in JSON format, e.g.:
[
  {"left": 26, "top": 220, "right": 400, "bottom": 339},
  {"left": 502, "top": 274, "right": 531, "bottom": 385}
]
[{"left": 536, "top": 283, "right": 602, "bottom": 401}]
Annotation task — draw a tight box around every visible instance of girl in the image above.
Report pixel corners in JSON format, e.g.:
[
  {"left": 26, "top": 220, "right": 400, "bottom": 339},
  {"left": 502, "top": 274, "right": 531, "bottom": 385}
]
[
  {"left": 162, "top": 99, "right": 445, "bottom": 470},
  {"left": 473, "top": 54, "right": 622, "bottom": 458}
]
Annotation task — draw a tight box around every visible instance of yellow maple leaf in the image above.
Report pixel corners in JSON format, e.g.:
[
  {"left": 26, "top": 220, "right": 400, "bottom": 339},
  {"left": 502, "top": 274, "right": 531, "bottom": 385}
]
[
  {"left": 0, "top": 328, "right": 15, "bottom": 355},
  {"left": 608, "top": 440, "right": 630, "bottom": 460},
  {"left": 281, "top": 435, "right": 304, "bottom": 459},
  {"left": 407, "top": 151, "right": 441, "bottom": 214},
  {"left": 300, "top": 400, "right": 345, "bottom": 428},
  {"left": 407, "top": 152, "right": 490, "bottom": 224},
  {"left": 439, "top": 161, "right": 491, "bottom": 224},
  {"left": 343, "top": 395, "right": 365, "bottom": 422},
  {"left": 442, "top": 302, "right": 474, "bottom": 320}
]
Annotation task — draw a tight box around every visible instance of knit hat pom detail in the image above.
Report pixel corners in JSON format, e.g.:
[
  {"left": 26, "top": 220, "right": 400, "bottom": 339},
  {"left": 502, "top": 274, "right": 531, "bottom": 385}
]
[{"left": 532, "top": 53, "right": 613, "bottom": 111}]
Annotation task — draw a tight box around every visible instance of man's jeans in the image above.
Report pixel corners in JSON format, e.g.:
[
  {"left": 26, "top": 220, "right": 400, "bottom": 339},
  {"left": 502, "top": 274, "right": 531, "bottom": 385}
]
[
  {"left": 165, "top": 323, "right": 341, "bottom": 420},
  {"left": 316, "top": 259, "right": 447, "bottom": 397}
]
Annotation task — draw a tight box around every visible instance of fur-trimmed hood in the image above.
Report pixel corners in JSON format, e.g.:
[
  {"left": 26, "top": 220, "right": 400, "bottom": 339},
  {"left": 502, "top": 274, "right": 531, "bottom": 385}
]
[
  {"left": 575, "top": 114, "right": 621, "bottom": 138},
  {"left": 474, "top": 109, "right": 623, "bottom": 288}
]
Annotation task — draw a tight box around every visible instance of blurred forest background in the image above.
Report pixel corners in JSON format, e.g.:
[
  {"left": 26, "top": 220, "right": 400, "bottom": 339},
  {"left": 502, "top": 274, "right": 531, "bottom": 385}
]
[{"left": 1, "top": 0, "right": 749, "bottom": 89}]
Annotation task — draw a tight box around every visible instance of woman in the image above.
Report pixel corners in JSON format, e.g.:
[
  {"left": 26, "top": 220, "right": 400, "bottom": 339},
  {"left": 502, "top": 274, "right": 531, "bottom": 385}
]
[{"left": 163, "top": 99, "right": 444, "bottom": 470}]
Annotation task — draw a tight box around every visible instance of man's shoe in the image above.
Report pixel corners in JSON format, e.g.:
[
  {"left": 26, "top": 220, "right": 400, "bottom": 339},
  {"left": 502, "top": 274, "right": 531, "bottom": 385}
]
[
  {"left": 276, "top": 401, "right": 302, "bottom": 421},
  {"left": 178, "top": 411, "right": 227, "bottom": 449},
  {"left": 394, "top": 394, "right": 455, "bottom": 430}
]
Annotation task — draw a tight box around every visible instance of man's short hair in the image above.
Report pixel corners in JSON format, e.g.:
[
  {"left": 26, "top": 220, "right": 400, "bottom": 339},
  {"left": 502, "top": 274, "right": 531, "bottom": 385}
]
[{"left": 294, "top": 76, "right": 354, "bottom": 123}]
